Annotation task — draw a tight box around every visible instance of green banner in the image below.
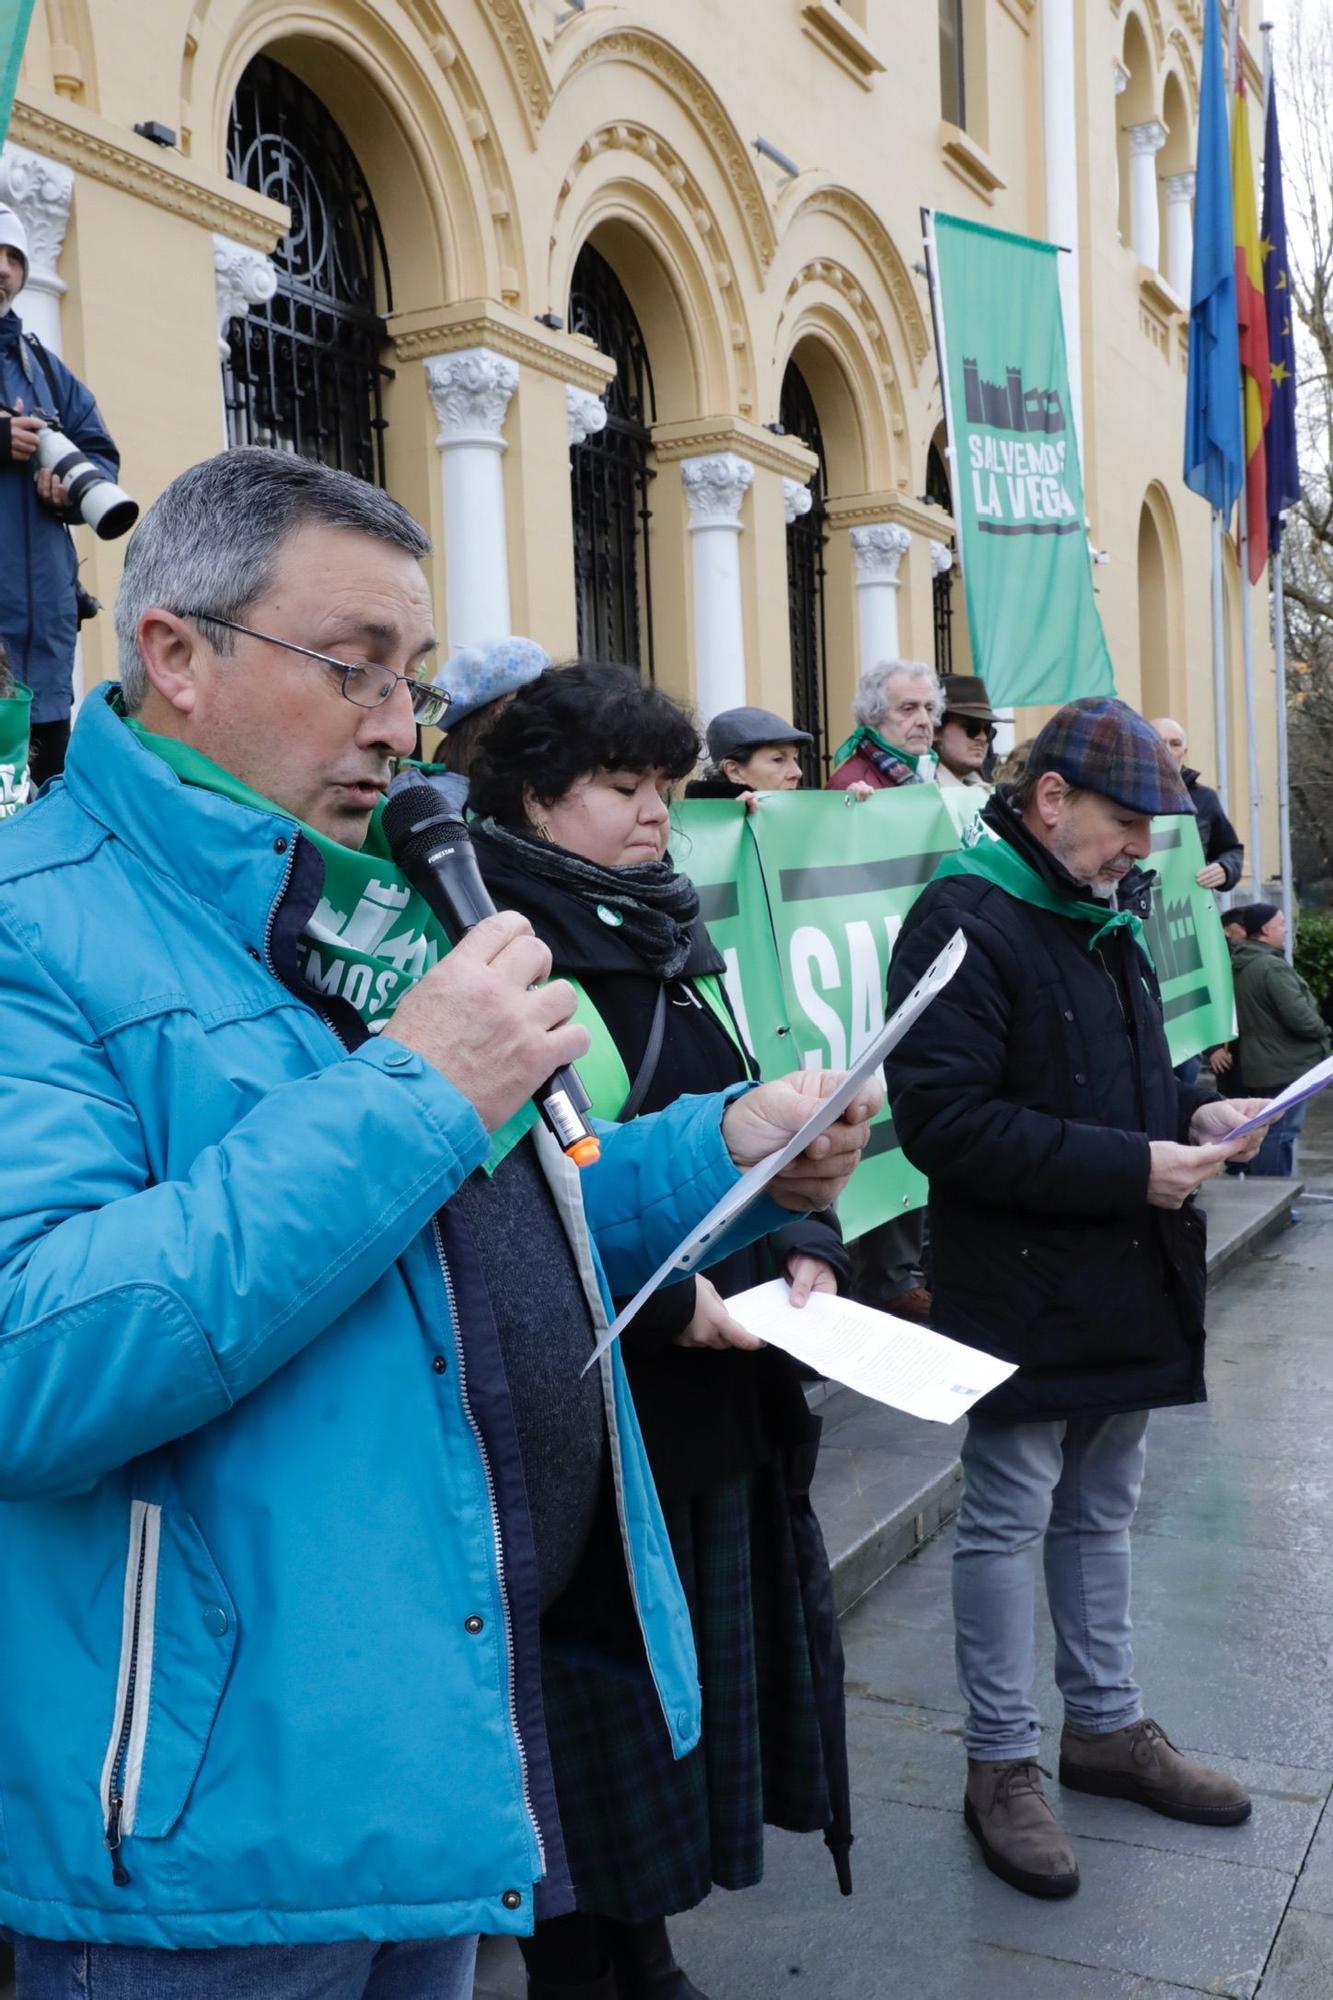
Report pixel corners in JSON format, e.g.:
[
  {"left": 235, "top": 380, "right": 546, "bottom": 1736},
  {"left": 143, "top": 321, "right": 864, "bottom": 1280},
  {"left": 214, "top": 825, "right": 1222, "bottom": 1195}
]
[
  {"left": 671, "top": 793, "right": 1233, "bottom": 1239},
  {"left": 0, "top": 0, "right": 36, "bottom": 149},
  {"left": 930, "top": 212, "right": 1115, "bottom": 710},
  {"left": 0, "top": 684, "right": 31, "bottom": 818}
]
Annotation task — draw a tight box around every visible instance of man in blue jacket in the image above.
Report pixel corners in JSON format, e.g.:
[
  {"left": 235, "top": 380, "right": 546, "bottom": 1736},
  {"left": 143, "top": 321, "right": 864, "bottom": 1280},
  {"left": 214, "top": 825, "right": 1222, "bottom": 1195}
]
[
  {"left": 0, "top": 201, "right": 120, "bottom": 788},
  {"left": 0, "top": 447, "right": 877, "bottom": 2000}
]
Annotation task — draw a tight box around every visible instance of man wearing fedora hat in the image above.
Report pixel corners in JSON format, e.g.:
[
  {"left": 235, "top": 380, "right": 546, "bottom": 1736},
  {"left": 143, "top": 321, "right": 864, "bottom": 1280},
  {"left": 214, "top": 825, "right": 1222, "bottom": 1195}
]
[{"left": 935, "top": 675, "right": 999, "bottom": 790}]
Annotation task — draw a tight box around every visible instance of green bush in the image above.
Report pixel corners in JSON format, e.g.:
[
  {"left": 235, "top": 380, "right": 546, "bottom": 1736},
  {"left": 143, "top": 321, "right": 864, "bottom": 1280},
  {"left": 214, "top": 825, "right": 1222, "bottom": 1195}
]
[{"left": 1295, "top": 913, "right": 1333, "bottom": 1006}]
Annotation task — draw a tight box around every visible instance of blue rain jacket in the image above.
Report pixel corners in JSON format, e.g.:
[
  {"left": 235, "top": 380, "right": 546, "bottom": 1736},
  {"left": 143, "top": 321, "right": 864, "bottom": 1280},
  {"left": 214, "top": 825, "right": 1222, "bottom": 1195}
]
[
  {"left": 0, "top": 311, "right": 118, "bottom": 721},
  {"left": 0, "top": 689, "right": 782, "bottom": 1948}
]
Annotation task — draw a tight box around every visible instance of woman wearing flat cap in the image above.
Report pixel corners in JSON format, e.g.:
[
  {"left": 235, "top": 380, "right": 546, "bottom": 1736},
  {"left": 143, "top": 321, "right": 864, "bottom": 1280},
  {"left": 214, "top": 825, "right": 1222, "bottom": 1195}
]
[{"left": 685, "top": 705, "right": 813, "bottom": 801}]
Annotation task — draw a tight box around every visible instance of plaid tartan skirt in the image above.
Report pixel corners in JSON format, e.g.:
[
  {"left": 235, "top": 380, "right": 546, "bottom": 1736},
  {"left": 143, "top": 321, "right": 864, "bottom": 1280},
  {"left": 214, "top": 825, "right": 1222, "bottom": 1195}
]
[{"left": 538, "top": 1462, "right": 835, "bottom": 1923}]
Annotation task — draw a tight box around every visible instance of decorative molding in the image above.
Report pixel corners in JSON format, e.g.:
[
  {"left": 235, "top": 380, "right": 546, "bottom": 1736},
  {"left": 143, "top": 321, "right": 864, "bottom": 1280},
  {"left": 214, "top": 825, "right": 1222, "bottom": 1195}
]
[
  {"left": 567, "top": 383, "right": 607, "bottom": 448},
  {"left": 826, "top": 490, "right": 950, "bottom": 540},
  {"left": 1112, "top": 60, "right": 1131, "bottom": 97},
  {"left": 390, "top": 298, "right": 615, "bottom": 394},
  {"left": 929, "top": 539, "right": 954, "bottom": 579},
  {"left": 213, "top": 235, "right": 277, "bottom": 359},
  {"left": 996, "top": 0, "right": 1036, "bottom": 29},
  {"left": 0, "top": 143, "right": 73, "bottom": 275},
  {"left": 939, "top": 122, "right": 1007, "bottom": 205},
  {"left": 783, "top": 477, "right": 814, "bottom": 526},
  {"left": 560, "top": 30, "right": 777, "bottom": 274},
  {"left": 799, "top": 2, "right": 886, "bottom": 88},
  {"left": 476, "top": 0, "right": 553, "bottom": 134},
  {"left": 1164, "top": 171, "right": 1196, "bottom": 206},
  {"left": 850, "top": 522, "right": 911, "bottom": 584},
  {"left": 1137, "top": 265, "right": 1184, "bottom": 361},
  {"left": 424, "top": 347, "right": 519, "bottom": 446},
  {"left": 8, "top": 94, "right": 287, "bottom": 251},
  {"left": 680, "top": 453, "right": 754, "bottom": 531},
  {"left": 1166, "top": 28, "right": 1200, "bottom": 113},
  {"left": 652, "top": 414, "right": 817, "bottom": 482},
  {"left": 1108, "top": 0, "right": 1166, "bottom": 62},
  {"left": 785, "top": 186, "right": 932, "bottom": 372},
  {"left": 1126, "top": 118, "right": 1168, "bottom": 157}
]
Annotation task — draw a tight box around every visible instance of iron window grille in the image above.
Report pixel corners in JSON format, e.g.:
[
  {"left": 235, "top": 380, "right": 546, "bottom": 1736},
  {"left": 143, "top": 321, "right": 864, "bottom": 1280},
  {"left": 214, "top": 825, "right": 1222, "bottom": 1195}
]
[
  {"left": 567, "top": 245, "right": 657, "bottom": 680},
  {"left": 780, "top": 362, "right": 831, "bottom": 782},
  {"left": 224, "top": 56, "right": 393, "bottom": 488},
  {"left": 926, "top": 440, "right": 956, "bottom": 682}
]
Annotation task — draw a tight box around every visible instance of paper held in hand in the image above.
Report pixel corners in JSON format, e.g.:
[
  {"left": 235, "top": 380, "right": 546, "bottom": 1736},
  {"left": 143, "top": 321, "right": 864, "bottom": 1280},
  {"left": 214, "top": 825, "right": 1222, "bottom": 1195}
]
[
  {"left": 1223, "top": 1053, "right": 1333, "bottom": 1144},
  {"left": 725, "top": 1280, "right": 1016, "bottom": 1424},
  {"left": 581, "top": 928, "right": 968, "bottom": 1373}
]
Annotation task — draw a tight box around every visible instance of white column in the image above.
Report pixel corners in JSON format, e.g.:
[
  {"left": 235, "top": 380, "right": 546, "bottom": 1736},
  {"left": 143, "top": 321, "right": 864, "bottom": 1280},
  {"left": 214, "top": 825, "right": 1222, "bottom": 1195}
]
[
  {"left": 1126, "top": 119, "right": 1168, "bottom": 271},
  {"left": 0, "top": 143, "right": 73, "bottom": 356},
  {"left": 425, "top": 348, "right": 519, "bottom": 648},
  {"left": 1164, "top": 172, "right": 1196, "bottom": 300},
  {"left": 1041, "top": 0, "right": 1084, "bottom": 453},
  {"left": 850, "top": 523, "right": 911, "bottom": 671},
  {"left": 680, "top": 453, "right": 753, "bottom": 724},
  {"left": 566, "top": 384, "right": 607, "bottom": 449},
  {"left": 783, "top": 477, "right": 813, "bottom": 527}
]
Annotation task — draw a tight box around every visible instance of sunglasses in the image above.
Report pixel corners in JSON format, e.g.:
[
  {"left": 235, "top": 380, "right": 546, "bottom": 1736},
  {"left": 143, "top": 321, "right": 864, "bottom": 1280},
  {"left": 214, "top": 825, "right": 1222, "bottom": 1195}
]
[{"left": 948, "top": 715, "right": 997, "bottom": 742}]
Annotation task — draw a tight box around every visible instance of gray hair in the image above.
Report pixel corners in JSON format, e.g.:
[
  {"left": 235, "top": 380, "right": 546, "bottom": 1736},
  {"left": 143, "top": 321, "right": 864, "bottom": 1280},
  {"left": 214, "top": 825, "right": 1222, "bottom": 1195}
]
[
  {"left": 114, "top": 448, "right": 432, "bottom": 711},
  {"left": 851, "top": 659, "right": 943, "bottom": 731}
]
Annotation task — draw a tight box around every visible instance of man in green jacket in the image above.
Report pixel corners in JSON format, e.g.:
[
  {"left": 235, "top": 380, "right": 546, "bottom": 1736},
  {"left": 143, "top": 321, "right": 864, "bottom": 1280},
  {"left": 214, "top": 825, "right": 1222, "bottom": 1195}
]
[{"left": 1229, "top": 903, "right": 1330, "bottom": 1177}]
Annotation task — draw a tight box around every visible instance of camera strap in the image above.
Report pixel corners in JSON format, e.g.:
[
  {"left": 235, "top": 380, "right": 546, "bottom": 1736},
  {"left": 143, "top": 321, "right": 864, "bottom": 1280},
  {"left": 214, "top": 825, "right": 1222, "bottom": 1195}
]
[{"left": 21, "top": 331, "right": 61, "bottom": 417}]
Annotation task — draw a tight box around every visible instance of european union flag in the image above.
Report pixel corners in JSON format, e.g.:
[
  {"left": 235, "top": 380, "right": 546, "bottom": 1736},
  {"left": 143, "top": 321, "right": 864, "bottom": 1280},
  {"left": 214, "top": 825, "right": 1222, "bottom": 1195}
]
[
  {"left": 1262, "top": 67, "right": 1301, "bottom": 553},
  {"left": 1184, "top": 0, "right": 1243, "bottom": 518}
]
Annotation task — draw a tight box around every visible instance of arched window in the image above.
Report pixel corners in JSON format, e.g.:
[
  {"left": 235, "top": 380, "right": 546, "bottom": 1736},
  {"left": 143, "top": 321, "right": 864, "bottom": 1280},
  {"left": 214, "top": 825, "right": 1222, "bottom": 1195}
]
[
  {"left": 780, "top": 361, "right": 830, "bottom": 779},
  {"left": 926, "top": 438, "right": 955, "bottom": 681},
  {"left": 567, "top": 245, "right": 657, "bottom": 678},
  {"left": 224, "top": 55, "right": 392, "bottom": 486}
]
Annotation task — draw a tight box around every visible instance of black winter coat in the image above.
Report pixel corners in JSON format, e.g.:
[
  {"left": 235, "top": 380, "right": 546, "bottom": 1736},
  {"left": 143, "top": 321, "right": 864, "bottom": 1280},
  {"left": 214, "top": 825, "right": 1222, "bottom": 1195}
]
[
  {"left": 884, "top": 801, "right": 1211, "bottom": 1422},
  {"left": 1184, "top": 769, "right": 1244, "bottom": 889}
]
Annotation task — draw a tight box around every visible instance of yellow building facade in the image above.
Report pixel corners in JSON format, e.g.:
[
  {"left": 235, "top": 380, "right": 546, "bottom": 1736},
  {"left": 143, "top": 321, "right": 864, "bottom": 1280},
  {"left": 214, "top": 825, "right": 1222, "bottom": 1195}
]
[{"left": 6, "top": 0, "right": 1277, "bottom": 849}]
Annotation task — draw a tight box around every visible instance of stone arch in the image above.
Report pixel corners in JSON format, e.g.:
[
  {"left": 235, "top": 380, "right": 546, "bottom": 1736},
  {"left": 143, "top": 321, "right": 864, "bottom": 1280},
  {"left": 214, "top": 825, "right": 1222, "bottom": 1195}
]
[
  {"left": 779, "top": 182, "right": 931, "bottom": 382},
  {"left": 773, "top": 293, "right": 890, "bottom": 496},
  {"left": 189, "top": 0, "right": 500, "bottom": 309},
  {"left": 43, "top": 0, "right": 99, "bottom": 109},
  {"left": 1167, "top": 28, "right": 1200, "bottom": 116},
  {"left": 1110, "top": 0, "right": 1166, "bottom": 65},
  {"left": 1117, "top": 9, "right": 1158, "bottom": 246},
  {"left": 1137, "top": 482, "right": 1185, "bottom": 717}
]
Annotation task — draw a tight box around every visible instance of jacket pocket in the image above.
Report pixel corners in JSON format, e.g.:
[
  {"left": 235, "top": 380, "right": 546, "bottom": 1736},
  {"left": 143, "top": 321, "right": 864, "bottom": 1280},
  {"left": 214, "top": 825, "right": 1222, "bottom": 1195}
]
[{"left": 99, "top": 1501, "right": 238, "bottom": 1877}]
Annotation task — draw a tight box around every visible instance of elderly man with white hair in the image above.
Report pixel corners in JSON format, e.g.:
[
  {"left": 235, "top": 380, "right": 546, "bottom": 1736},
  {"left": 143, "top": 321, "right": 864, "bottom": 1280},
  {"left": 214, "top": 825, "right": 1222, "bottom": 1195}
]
[{"left": 829, "top": 659, "right": 941, "bottom": 792}]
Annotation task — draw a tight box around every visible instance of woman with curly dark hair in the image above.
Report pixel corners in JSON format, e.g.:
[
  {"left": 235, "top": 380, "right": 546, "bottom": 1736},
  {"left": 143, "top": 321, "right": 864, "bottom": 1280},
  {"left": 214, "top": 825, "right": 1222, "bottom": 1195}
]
[{"left": 467, "top": 662, "right": 850, "bottom": 2000}]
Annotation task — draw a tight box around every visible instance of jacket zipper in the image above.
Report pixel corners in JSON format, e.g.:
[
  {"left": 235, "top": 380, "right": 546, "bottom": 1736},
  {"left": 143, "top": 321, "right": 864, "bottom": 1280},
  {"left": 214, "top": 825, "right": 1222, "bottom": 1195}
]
[
  {"left": 430, "top": 1218, "right": 544, "bottom": 1874},
  {"left": 103, "top": 1509, "right": 150, "bottom": 1886}
]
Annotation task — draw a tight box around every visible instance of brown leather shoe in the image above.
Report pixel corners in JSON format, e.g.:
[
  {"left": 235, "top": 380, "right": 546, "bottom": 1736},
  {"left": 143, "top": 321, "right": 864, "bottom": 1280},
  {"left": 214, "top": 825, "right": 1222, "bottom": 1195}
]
[
  {"left": 964, "top": 1759, "right": 1080, "bottom": 1898},
  {"left": 1059, "top": 1718, "right": 1251, "bottom": 1826},
  {"left": 890, "top": 1284, "right": 933, "bottom": 1323}
]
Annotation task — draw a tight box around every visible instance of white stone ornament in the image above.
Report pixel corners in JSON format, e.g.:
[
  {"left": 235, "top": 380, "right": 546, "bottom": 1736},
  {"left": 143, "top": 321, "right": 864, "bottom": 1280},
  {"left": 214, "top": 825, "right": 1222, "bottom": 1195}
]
[
  {"left": 680, "top": 452, "right": 754, "bottom": 530},
  {"left": 567, "top": 385, "right": 608, "bottom": 448},
  {"left": 783, "top": 477, "right": 814, "bottom": 526},
  {"left": 929, "top": 539, "right": 954, "bottom": 579},
  {"left": 1126, "top": 119, "right": 1168, "bottom": 158},
  {"left": 425, "top": 348, "right": 520, "bottom": 446},
  {"left": 850, "top": 522, "right": 911, "bottom": 583},
  {"left": 0, "top": 144, "right": 73, "bottom": 278},
  {"left": 212, "top": 235, "right": 278, "bottom": 359}
]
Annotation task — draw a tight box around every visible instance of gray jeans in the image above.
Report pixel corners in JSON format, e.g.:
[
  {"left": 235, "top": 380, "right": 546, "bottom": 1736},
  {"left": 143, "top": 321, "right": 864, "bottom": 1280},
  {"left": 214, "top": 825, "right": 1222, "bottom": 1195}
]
[{"left": 954, "top": 1411, "right": 1151, "bottom": 1760}]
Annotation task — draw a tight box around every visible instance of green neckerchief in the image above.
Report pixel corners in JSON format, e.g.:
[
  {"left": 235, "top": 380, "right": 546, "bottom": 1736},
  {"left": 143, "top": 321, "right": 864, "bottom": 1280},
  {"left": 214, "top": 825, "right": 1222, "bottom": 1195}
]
[
  {"left": 933, "top": 826, "right": 1154, "bottom": 968},
  {"left": 124, "top": 719, "right": 536, "bottom": 1173},
  {"left": 0, "top": 685, "right": 32, "bottom": 818},
  {"left": 830, "top": 724, "right": 924, "bottom": 771},
  {"left": 570, "top": 973, "right": 747, "bottom": 1122}
]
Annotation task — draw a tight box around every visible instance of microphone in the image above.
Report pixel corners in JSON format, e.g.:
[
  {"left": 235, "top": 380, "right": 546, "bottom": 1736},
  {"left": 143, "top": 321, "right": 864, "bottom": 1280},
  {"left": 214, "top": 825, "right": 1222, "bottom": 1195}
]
[{"left": 382, "top": 786, "right": 601, "bottom": 1169}]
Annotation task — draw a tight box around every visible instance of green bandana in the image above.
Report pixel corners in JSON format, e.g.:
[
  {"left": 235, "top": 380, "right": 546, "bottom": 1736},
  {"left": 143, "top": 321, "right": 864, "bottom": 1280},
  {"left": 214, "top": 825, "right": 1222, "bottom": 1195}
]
[
  {"left": 831, "top": 724, "right": 924, "bottom": 770},
  {"left": 125, "top": 719, "right": 536, "bottom": 1171},
  {"left": 0, "top": 684, "right": 32, "bottom": 817},
  {"left": 933, "top": 826, "right": 1154, "bottom": 968}
]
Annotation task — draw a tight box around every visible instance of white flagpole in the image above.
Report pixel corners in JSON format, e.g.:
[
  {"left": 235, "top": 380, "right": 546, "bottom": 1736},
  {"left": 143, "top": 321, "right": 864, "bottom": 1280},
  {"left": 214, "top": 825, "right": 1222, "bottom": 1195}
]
[
  {"left": 1211, "top": 513, "right": 1230, "bottom": 814},
  {"left": 1262, "top": 22, "right": 1294, "bottom": 958}
]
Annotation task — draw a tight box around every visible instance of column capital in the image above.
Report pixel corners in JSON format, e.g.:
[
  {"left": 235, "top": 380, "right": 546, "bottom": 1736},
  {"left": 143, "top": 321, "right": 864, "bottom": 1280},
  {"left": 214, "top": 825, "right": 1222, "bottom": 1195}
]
[
  {"left": 1164, "top": 171, "right": 1197, "bottom": 204},
  {"left": 0, "top": 142, "right": 73, "bottom": 279},
  {"left": 1112, "top": 60, "right": 1131, "bottom": 97},
  {"left": 425, "top": 347, "right": 519, "bottom": 448},
  {"left": 681, "top": 453, "right": 754, "bottom": 530},
  {"left": 566, "top": 384, "right": 607, "bottom": 448},
  {"left": 213, "top": 235, "right": 277, "bottom": 360},
  {"left": 783, "top": 477, "right": 814, "bottom": 526},
  {"left": 850, "top": 522, "right": 911, "bottom": 584},
  {"left": 1126, "top": 118, "right": 1168, "bottom": 157},
  {"left": 929, "top": 539, "right": 954, "bottom": 579}
]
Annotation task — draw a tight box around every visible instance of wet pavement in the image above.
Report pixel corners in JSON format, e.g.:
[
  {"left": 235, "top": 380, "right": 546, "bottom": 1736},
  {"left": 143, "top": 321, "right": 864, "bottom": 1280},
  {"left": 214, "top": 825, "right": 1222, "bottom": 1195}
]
[{"left": 475, "top": 1095, "right": 1333, "bottom": 1999}]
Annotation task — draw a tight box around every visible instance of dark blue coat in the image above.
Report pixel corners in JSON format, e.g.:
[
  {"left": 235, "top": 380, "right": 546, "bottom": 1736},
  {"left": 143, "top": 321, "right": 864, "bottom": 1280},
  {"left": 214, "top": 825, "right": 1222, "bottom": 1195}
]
[{"left": 0, "top": 311, "right": 119, "bottom": 722}]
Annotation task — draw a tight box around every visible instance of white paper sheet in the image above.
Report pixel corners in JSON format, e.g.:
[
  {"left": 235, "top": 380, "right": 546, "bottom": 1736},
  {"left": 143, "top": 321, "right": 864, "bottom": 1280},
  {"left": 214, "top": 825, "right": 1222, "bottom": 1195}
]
[
  {"left": 581, "top": 928, "right": 968, "bottom": 1372},
  {"left": 723, "top": 1280, "right": 1017, "bottom": 1424},
  {"left": 1223, "top": 1052, "right": 1333, "bottom": 1141}
]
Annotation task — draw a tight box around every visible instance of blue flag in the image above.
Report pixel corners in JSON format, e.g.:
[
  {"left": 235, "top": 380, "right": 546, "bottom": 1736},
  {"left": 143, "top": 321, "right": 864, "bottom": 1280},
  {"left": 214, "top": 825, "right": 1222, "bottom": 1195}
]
[
  {"left": 1184, "top": 0, "right": 1243, "bottom": 517},
  {"left": 1262, "top": 67, "right": 1300, "bottom": 553}
]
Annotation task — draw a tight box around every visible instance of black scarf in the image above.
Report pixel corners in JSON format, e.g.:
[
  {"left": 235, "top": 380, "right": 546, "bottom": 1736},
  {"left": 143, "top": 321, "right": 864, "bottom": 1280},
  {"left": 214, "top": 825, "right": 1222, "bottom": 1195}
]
[{"left": 474, "top": 818, "right": 723, "bottom": 982}]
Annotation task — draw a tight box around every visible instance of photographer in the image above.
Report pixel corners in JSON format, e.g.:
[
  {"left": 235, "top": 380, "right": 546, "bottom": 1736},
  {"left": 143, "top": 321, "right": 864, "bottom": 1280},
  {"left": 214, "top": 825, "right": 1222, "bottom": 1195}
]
[{"left": 0, "top": 202, "right": 120, "bottom": 787}]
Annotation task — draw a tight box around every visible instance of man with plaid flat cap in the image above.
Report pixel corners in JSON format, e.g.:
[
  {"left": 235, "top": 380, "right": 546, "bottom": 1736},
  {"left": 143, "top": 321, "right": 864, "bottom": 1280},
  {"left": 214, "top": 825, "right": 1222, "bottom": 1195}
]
[{"left": 884, "top": 697, "right": 1269, "bottom": 1902}]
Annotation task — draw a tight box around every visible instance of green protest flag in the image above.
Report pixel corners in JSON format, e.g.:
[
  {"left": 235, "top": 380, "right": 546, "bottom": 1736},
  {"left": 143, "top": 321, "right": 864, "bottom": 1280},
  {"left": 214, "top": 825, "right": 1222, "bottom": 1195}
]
[
  {"left": 929, "top": 211, "right": 1115, "bottom": 710},
  {"left": 669, "top": 799, "right": 791, "bottom": 1078},
  {"left": 0, "top": 683, "right": 31, "bottom": 817},
  {"left": 0, "top": 0, "right": 36, "bottom": 148},
  {"left": 1144, "top": 817, "right": 1236, "bottom": 1062}
]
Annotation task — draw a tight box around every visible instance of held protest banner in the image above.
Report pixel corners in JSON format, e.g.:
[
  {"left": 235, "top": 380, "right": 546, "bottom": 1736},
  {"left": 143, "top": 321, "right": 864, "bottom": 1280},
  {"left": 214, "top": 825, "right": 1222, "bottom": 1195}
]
[
  {"left": 670, "top": 793, "right": 1233, "bottom": 1240},
  {"left": 927, "top": 211, "right": 1115, "bottom": 710}
]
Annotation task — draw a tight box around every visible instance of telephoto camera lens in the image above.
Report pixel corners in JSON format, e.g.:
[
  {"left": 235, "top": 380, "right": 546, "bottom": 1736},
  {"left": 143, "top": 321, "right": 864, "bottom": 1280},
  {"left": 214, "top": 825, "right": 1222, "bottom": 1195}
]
[{"left": 34, "top": 427, "right": 138, "bottom": 540}]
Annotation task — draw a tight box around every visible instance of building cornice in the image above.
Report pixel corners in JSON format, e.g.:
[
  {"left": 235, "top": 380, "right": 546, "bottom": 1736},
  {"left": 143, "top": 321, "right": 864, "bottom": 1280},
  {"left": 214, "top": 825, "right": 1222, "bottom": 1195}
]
[
  {"left": 388, "top": 297, "right": 616, "bottom": 393},
  {"left": 9, "top": 92, "right": 288, "bottom": 251},
  {"left": 651, "top": 415, "right": 818, "bottom": 481},
  {"left": 826, "top": 491, "right": 953, "bottom": 540}
]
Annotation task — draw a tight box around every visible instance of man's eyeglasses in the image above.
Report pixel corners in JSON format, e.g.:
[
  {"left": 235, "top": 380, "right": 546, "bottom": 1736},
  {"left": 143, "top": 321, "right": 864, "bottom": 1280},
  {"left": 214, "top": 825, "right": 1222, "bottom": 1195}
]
[
  {"left": 179, "top": 612, "right": 452, "bottom": 727},
  {"left": 949, "top": 715, "right": 997, "bottom": 743}
]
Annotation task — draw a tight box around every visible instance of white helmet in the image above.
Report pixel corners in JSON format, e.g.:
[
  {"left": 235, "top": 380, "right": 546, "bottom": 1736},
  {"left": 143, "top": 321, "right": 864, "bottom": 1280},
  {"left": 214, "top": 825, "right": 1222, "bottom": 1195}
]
[{"left": 0, "top": 206, "right": 29, "bottom": 290}]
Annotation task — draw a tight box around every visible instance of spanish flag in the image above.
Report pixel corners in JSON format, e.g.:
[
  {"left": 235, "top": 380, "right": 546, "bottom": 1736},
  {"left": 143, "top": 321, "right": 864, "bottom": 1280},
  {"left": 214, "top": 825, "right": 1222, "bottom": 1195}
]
[{"left": 1231, "top": 64, "right": 1271, "bottom": 584}]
